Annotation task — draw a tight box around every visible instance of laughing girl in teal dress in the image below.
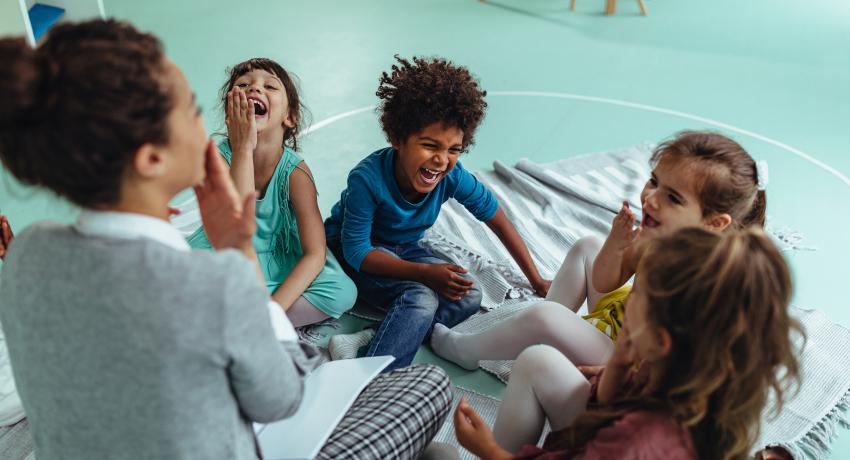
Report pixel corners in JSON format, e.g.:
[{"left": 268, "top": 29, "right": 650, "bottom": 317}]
[{"left": 189, "top": 58, "right": 356, "bottom": 326}]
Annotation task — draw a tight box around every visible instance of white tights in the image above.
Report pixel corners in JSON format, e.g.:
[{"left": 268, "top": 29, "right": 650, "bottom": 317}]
[
  {"left": 429, "top": 236, "right": 613, "bottom": 451},
  {"left": 430, "top": 236, "right": 612, "bottom": 370},
  {"left": 493, "top": 345, "right": 591, "bottom": 452},
  {"left": 286, "top": 296, "right": 330, "bottom": 328}
]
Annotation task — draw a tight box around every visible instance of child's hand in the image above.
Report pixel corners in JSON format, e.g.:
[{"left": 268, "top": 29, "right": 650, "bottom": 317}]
[
  {"left": 607, "top": 201, "right": 641, "bottom": 251},
  {"left": 531, "top": 278, "right": 552, "bottom": 298},
  {"left": 419, "top": 264, "right": 473, "bottom": 302},
  {"left": 454, "top": 399, "right": 511, "bottom": 460},
  {"left": 0, "top": 215, "right": 14, "bottom": 261},
  {"left": 225, "top": 88, "right": 257, "bottom": 156},
  {"left": 577, "top": 365, "right": 604, "bottom": 379},
  {"left": 194, "top": 140, "right": 257, "bottom": 252}
]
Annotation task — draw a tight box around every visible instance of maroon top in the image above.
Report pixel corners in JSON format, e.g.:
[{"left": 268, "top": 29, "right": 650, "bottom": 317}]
[
  {"left": 513, "top": 410, "right": 697, "bottom": 460},
  {"left": 514, "top": 366, "right": 697, "bottom": 460}
]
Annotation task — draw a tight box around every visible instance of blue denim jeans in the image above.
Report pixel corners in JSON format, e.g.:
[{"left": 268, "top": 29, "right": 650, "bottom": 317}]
[{"left": 328, "top": 239, "right": 482, "bottom": 372}]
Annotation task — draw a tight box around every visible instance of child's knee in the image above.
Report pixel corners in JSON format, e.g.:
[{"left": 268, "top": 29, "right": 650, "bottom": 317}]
[
  {"left": 517, "top": 345, "right": 589, "bottom": 395},
  {"left": 524, "top": 301, "right": 569, "bottom": 338},
  {"left": 457, "top": 285, "right": 482, "bottom": 313},
  {"left": 515, "top": 344, "right": 564, "bottom": 374},
  {"left": 335, "top": 275, "right": 358, "bottom": 311},
  {"left": 401, "top": 283, "right": 441, "bottom": 313},
  {"left": 573, "top": 235, "right": 603, "bottom": 256}
]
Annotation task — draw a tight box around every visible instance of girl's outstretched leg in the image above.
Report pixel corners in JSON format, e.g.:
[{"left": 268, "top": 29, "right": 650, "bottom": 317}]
[{"left": 430, "top": 301, "right": 613, "bottom": 370}]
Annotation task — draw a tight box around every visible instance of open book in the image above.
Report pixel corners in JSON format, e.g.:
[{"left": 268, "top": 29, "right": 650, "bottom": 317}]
[{"left": 254, "top": 355, "right": 394, "bottom": 460}]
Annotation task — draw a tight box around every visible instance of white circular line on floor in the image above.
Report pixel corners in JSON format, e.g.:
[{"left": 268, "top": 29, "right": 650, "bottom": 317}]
[{"left": 302, "top": 91, "right": 850, "bottom": 187}]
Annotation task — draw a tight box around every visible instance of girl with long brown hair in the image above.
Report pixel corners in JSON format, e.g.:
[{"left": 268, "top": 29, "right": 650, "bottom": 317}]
[{"left": 454, "top": 226, "right": 801, "bottom": 460}]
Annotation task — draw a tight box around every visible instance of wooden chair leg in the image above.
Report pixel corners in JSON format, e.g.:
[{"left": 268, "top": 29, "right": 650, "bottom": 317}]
[
  {"left": 570, "top": 0, "right": 576, "bottom": 11},
  {"left": 636, "top": 0, "right": 647, "bottom": 15},
  {"left": 606, "top": 0, "right": 616, "bottom": 15}
]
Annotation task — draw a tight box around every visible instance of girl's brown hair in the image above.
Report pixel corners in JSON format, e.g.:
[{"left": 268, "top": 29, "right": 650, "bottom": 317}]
[
  {"left": 652, "top": 131, "right": 766, "bottom": 228},
  {"left": 552, "top": 227, "right": 801, "bottom": 460},
  {"left": 219, "top": 58, "right": 306, "bottom": 151},
  {"left": 0, "top": 20, "right": 172, "bottom": 208}
]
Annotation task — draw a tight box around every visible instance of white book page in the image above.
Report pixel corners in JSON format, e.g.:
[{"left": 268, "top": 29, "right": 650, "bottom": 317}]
[{"left": 254, "top": 356, "right": 394, "bottom": 460}]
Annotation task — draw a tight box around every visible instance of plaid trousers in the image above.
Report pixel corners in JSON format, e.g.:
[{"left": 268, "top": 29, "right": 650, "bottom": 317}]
[{"left": 316, "top": 364, "right": 453, "bottom": 460}]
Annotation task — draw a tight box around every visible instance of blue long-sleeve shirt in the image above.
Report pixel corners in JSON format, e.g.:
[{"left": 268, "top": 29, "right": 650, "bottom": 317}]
[{"left": 325, "top": 147, "right": 499, "bottom": 271}]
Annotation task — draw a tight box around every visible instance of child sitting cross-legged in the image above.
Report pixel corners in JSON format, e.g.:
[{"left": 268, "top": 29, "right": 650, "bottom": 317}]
[{"left": 325, "top": 56, "right": 550, "bottom": 371}]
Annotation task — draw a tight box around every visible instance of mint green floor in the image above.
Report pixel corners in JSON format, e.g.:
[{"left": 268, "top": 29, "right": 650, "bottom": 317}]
[{"left": 1, "top": 0, "right": 849, "bottom": 455}]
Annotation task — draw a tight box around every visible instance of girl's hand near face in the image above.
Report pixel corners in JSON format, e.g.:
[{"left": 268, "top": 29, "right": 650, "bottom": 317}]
[
  {"left": 0, "top": 215, "right": 14, "bottom": 260},
  {"left": 607, "top": 201, "right": 641, "bottom": 251},
  {"left": 225, "top": 88, "right": 257, "bottom": 157},
  {"left": 592, "top": 201, "right": 642, "bottom": 293}
]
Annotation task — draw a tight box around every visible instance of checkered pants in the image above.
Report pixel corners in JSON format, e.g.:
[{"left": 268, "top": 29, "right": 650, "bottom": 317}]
[{"left": 316, "top": 364, "right": 452, "bottom": 460}]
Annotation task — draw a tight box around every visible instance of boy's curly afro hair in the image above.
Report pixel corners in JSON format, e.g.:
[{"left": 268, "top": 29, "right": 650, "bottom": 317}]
[{"left": 376, "top": 55, "right": 487, "bottom": 150}]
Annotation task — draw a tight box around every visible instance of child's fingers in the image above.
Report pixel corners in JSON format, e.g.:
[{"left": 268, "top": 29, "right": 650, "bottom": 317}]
[
  {"left": 457, "top": 399, "right": 474, "bottom": 420},
  {"left": 448, "top": 264, "right": 468, "bottom": 274},
  {"left": 232, "top": 88, "right": 243, "bottom": 119},
  {"left": 623, "top": 202, "right": 635, "bottom": 220},
  {"left": 232, "top": 89, "right": 242, "bottom": 119},
  {"left": 444, "top": 287, "right": 469, "bottom": 299},
  {"left": 228, "top": 90, "right": 241, "bottom": 124},
  {"left": 239, "top": 90, "right": 249, "bottom": 120},
  {"left": 577, "top": 365, "right": 603, "bottom": 377},
  {"left": 458, "top": 400, "right": 485, "bottom": 427},
  {"left": 450, "top": 273, "right": 473, "bottom": 286},
  {"left": 453, "top": 400, "right": 471, "bottom": 428},
  {"left": 631, "top": 225, "right": 642, "bottom": 240}
]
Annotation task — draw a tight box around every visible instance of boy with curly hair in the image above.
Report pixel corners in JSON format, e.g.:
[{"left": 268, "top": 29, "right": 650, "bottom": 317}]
[{"left": 325, "top": 56, "right": 550, "bottom": 371}]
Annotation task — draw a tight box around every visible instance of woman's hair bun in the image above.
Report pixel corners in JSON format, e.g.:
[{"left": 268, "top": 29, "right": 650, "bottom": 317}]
[{"left": 0, "top": 38, "right": 42, "bottom": 126}]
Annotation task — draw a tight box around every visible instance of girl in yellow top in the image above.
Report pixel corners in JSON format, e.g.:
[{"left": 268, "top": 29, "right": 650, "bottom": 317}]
[{"left": 431, "top": 131, "right": 768, "bottom": 369}]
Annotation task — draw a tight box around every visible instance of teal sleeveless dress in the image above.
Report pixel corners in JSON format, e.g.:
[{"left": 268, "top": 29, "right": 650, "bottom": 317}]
[{"left": 188, "top": 141, "right": 357, "bottom": 318}]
